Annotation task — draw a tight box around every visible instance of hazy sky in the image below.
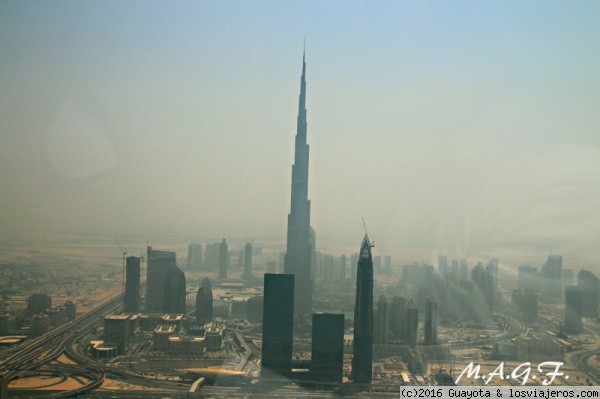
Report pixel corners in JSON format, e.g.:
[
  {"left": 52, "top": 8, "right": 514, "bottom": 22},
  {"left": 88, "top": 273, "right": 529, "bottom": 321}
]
[{"left": 2, "top": 1, "right": 600, "bottom": 270}]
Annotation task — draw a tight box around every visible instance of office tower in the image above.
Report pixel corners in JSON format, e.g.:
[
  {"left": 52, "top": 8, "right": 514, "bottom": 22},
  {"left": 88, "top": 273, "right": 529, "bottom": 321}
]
[
  {"left": 205, "top": 243, "right": 220, "bottom": 266},
  {"left": 104, "top": 315, "right": 130, "bottom": 355},
  {"left": 518, "top": 265, "right": 539, "bottom": 291},
  {"left": 262, "top": 274, "right": 294, "bottom": 373},
  {"left": 374, "top": 256, "right": 382, "bottom": 272},
  {"left": 27, "top": 293, "right": 52, "bottom": 315},
  {"left": 340, "top": 254, "right": 347, "bottom": 280},
  {"left": 438, "top": 255, "right": 447, "bottom": 275},
  {"left": 472, "top": 262, "right": 494, "bottom": 314},
  {"left": 351, "top": 253, "right": 358, "bottom": 281},
  {"left": 283, "top": 51, "right": 313, "bottom": 316},
  {"left": 459, "top": 259, "right": 468, "bottom": 282},
  {"left": 384, "top": 255, "right": 391, "bottom": 272},
  {"left": 389, "top": 296, "right": 407, "bottom": 342},
  {"left": 406, "top": 298, "right": 419, "bottom": 347},
  {"left": 523, "top": 289, "right": 538, "bottom": 322},
  {"left": 323, "top": 254, "right": 333, "bottom": 282},
  {"left": 577, "top": 270, "right": 598, "bottom": 317},
  {"left": 244, "top": 242, "right": 253, "bottom": 278},
  {"left": 219, "top": 239, "right": 228, "bottom": 279},
  {"left": 543, "top": 255, "right": 563, "bottom": 303},
  {"left": 124, "top": 256, "right": 141, "bottom": 313},
  {"left": 311, "top": 313, "right": 344, "bottom": 382},
  {"left": 146, "top": 247, "right": 176, "bottom": 312},
  {"left": 164, "top": 265, "right": 186, "bottom": 314},
  {"left": 374, "top": 295, "right": 389, "bottom": 344},
  {"left": 424, "top": 295, "right": 439, "bottom": 345},
  {"left": 187, "top": 243, "right": 202, "bottom": 269},
  {"left": 488, "top": 259, "right": 499, "bottom": 288},
  {"left": 196, "top": 277, "right": 213, "bottom": 325},
  {"left": 64, "top": 301, "right": 76, "bottom": 320},
  {"left": 352, "top": 235, "right": 374, "bottom": 383},
  {"left": 564, "top": 286, "right": 583, "bottom": 333},
  {"left": 237, "top": 249, "right": 244, "bottom": 269},
  {"left": 512, "top": 289, "right": 524, "bottom": 313}
]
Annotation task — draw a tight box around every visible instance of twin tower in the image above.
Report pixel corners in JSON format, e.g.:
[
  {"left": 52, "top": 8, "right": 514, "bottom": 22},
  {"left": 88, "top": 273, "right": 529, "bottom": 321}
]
[{"left": 262, "top": 52, "right": 374, "bottom": 384}]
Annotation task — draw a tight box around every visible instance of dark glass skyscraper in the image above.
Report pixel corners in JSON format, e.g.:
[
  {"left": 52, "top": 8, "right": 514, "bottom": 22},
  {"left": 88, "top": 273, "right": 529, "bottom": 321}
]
[
  {"left": 564, "top": 285, "right": 583, "bottom": 333},
  {"left": 146, "top": 247, "right": 176, "bottom": 313},
  {"left": 352, "top": 235, "right": 374, "bottom": 383},
  {"left": 284, "top": 51, "right": 313, "bottom": 316},
  {"left": 196, "top": 277, "right": 213, "bottom": 325},
  {"left": 124, "top": 256, "right": 141, "bottom": 313},
  {"left": 163, "top": 265, "right": 186, "bottom": 314},
  {"left": 262, "top": 274, "right": 294, "bottom": 374}
]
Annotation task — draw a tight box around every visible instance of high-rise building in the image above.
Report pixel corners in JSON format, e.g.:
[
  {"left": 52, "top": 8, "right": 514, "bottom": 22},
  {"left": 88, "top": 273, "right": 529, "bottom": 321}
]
[
  {"left": 311, "top": 313, "right": 344, "bottom": 382},
  {"left": 124, "top": 256, "right": 141, "bottom": 313},
  {"left": 219, "top": 239, "right": 228, "bottom": 279},
  {"left": 472, "top": 262, "right": 494, "bottom": 315},
  {"left": 283, "top": 51, "right": 313, "bottom": 316},
  {"left": 564, "top": 286, "right": 583, "bottom": 333},
  {"left": 352, "top": 235, "right": 374, "bottom": 383},
  {"left": 196, "top": 277, "right": 213, "bottom": 325},
  {"left": 374, "top": 295, "right": 389, "bottom": 344},
  {"left": 438, "top": 255, "right": 447, "bottom": 276},
  {"left": 577, "top": 270, "right": 598, "bottom": 317},
  {"left": 389, "top": 296, "right": 407, "bottom": 342},
  {"left": 187, "top": 243, "right": 202, "bottom": 269},
  {"left": 262, "top": 274, "right": 294, "bottom": 374},
  {"left": 146, "top": 247, "right": 177, "bottom": 313},
  {"left": 459, "top": 259, "right": 468, "bottom": 282},
  {"left": 406, "top": 298, "right": 419, "bottom": 347},
  {"left": 384, "top": 255, "right": 392, "bottom": 272},
  {"left": 340, "top": 254, "right": 347, "bottom": 280},
  {"left": 518, "top": 265, "right": 539, "bottom": 291},
  {"left": 244, "top": 242, "right": 253, "bottom": 279},
  {"left": 164, "top": 265, "right": 186, "bottom": 314},
  {"left": 488, "top": 259, "right": 499, "bottom": 288},
  {"left": 424, "top": 295, "right": 438, "bottom": 345},
  {"left": 543, "top": 255, "right": 563, "bottom": 303}
]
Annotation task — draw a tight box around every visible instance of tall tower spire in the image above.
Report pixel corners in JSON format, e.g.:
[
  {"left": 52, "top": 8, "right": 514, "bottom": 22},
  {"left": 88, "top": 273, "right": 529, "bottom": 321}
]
[{"left": 284, "top": 50, "right": 313, "bottom": 316}]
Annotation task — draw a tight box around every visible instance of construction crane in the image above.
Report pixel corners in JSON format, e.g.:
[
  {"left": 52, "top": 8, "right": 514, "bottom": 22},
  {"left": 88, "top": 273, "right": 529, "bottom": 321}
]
[{"left": 114, "top": 237, "right": 128, "bottom": 297}]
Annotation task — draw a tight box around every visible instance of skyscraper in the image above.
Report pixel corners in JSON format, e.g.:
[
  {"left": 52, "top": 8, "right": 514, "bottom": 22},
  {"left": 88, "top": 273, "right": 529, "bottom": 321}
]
[
  {"left": 124, "top": 256, "right": 141, "bottom": 313},
  {"left": 374, "top": 295, "right": 389, "bottom": 344},
  {"left": 262, "top": 274, "right": 294, "bottom": 374},
  {"left": 243, "top": 242, "right": 253, "bottom": 279},
  {"left": 406, "top": 298, "right": 419, "bottom": 347},
  {"left": 164, "top": 265, "right": 186, "bottom": 314},
  {"left": 196, "top": 277, "right": 213, "bottom": 325},
  {"left": 187, "top": 243, "right": 202, "bottom": 269},
  {"left": 424, "top": 295, "right": 439, "bottom": 345},
  {"left": 219, "top": 239, "right": 228, "bottom": 279},
  {"left": 543, "top": 255, "right": 562, "bottom": 303},
  {"left": 352, "top": 235, "right": 374, "bottom": 383},
  {"left": 146, "top": 247, "right": 176, "bottom": 313},
  {"left": 472, "top": 262, "right": 494, "bottom": 315},
  {"left": 577, "top": 270, "right": 599, "bottom": 317},
  {"left": 564, "top": 285, "right": 583, "bottom": 333},
  {"left": 284, "top": 51, "right": 313, "bottom": 316}
]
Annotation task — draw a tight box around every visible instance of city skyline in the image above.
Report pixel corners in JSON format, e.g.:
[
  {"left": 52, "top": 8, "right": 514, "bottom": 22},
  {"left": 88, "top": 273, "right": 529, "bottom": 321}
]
[{"left": 2, "top": 2, "right": 600, "bottom": 271}]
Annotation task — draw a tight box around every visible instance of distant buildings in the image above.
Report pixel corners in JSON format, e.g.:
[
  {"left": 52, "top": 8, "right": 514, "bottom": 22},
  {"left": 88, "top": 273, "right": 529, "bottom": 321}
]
[
  {"left": 124, "top": 256, "right": 141, "bottom": 313},
  {"left": 187, "top": 243, "right": 202, "bottom": 269},
  {"left": 577, "top": 270, "right": 598, "bottom": 317},
  {"left": 352, "top": 235, "right": 374, "bottom": 383},
  {"left": 543, "top": 255, "right": 563, "bottom": 303},
  {"left": 243, "top": 242, "right": 252, "bottom": 278},
  {"left": 472, "top": 262, "right": 494, "bottom": 316},
  {"left": 219, "top": 239, "right": 228, "bottom": 279},
  {"left": 564, "top": 286, "right": 583, "bottom": 333}
]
